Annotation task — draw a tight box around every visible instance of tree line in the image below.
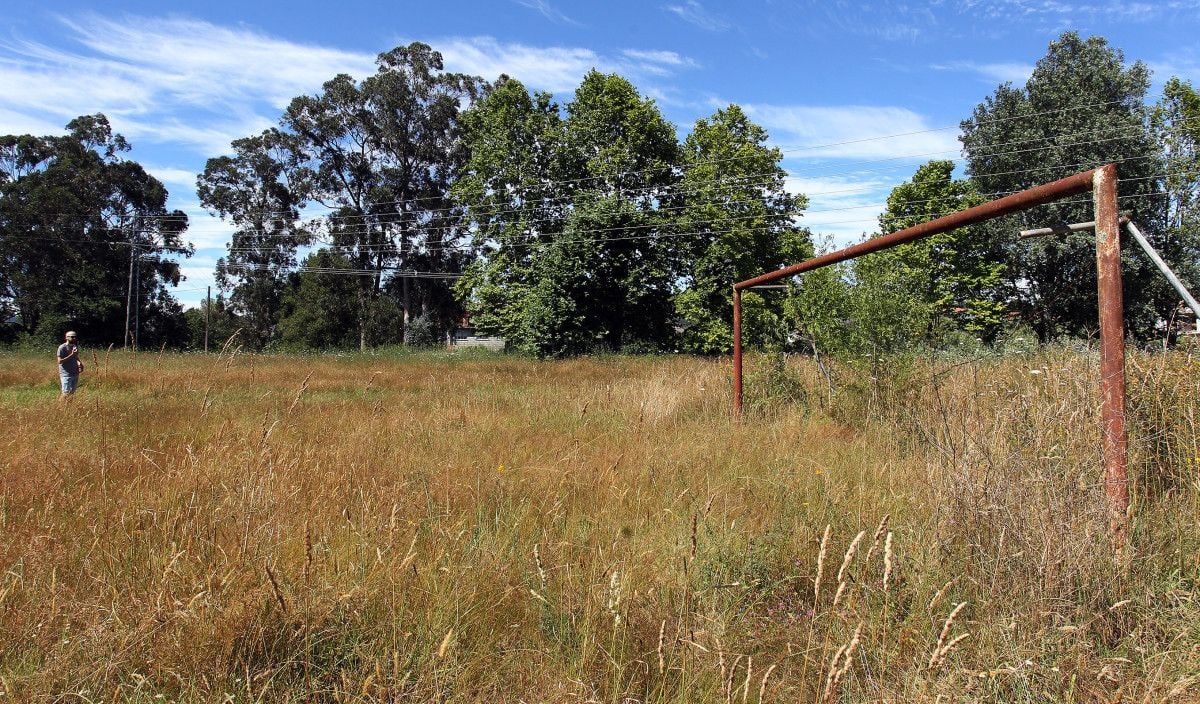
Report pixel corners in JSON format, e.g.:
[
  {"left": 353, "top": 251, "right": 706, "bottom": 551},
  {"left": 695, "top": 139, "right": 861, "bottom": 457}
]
[
  {"left": 2, "top": 32, "right": 1197, "bottom": 356},
  {"left": 0, "top": 116, "right": 191, "bottom": 348}
]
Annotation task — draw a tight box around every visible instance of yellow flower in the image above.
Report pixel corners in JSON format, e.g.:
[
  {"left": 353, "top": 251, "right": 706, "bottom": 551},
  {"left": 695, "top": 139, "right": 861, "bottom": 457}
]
[
  {"left": 498, "top": 464, "right": 505, "bottom": 473},
  {"left": 814, "top": 468, "right": 825, "bottom": 476}
]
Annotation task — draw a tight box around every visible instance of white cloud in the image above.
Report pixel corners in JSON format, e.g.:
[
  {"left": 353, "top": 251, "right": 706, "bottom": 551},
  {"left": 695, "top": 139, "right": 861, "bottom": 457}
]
[
  {"left": 144, "top": 166, "right": 196, "bottom": 187},
  {"left": 621, "top": 49, "right": 699, "bottom": 77},
  {"left": 58, "top": 16, "right": 377, "bottom": 110},
  {"left": 119, "top": 115, "right": 276, "bottom": 157},
  {"left": 734, "top": 102, "right": 966, "bottom": 243},
  {"left": 622, "top": 49, "right": 694, "bottom": 67},
  {"left": 947, "top": 0, "right": 1200, "bottom": 36},
  {"left": 434, "top": 37, "right": 698, "bottom": 93},
  {"left": 744, "top": 104, "right": 961, "bottom": 160},
  {"left": 0, "top": 54, "right": 154, "bottom": 118},
  {"left": 0, "top": 14, "right": 375, "bottom": 154},
  {"left": 434, "top": 37, "right": 601, "bottom": 93},
  {"left": 0, "top": 15, "right": 698, "bottom": 151},
  {"left": 172, "top": 262, "right": 219, "bottom": 308},
  {"left": 1148, "top": 56, "right": 1200, "bottom": 87},
  {"left": 663, "top": 1, "right": 731, "bottom": 31},
  {"left": 931, "top": 60, "right": 1034, "bottom": 85},
  {"left": 145, "top": 166, "right": 199, "bottom": 193},
  {"left": 176, "top": 262, "right": 217, "bottom": 282},
  {"left": 787, "top": 174, "right": 894, "bottom": 244},
  {"left": 0, "top": 106, "right": 66, "bottom": 137},
  {"left": 179, "top": 215, "right": 236, "bottom": 251},
  {"left": 512, "top": 0, "right": 581, "bottom": 26}
]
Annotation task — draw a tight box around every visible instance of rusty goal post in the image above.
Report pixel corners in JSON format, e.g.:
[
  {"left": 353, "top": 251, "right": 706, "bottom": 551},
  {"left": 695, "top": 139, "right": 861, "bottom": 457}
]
[{"left": 731, "top": 164, "right": 1129, "bottom": 546}]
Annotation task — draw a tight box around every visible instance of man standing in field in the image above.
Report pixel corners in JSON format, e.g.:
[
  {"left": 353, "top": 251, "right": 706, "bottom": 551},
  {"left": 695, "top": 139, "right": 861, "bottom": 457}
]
[{"left": 56, "top": 330, "right": 82, "bottom": 397}]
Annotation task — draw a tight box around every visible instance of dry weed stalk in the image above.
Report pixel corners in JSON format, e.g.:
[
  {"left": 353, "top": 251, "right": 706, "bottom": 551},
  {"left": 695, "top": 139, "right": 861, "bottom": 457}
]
[
  {"left": 741, "top": 655, "right": 752, "bottom": 704},
  {"left": 724, "top": 653, "right": 744, "bottom": 704},
  {"left": 304, "top": 521, "right": 314, "bottom": 583},
  {"left": 717, "top": 639, "right": 727, "bottom": 697},
  {"left": 928, "top": 580, "right": 953, "bottom": 613},
  {"left": 882, "top": 531, "right": 894, "bottom": 592},
  {"left": 533, "top": 543, "right": 547, "bottom": 592},
  {"left": 823, "top": 622, "right": 863, "bottom": 702},
  {"left": 437, "top": 629, "right": 454, "bottom": 659},
  {"left": 757, "top": 663, "right": 777, "bottom": 703},
  {"left": 287, "top": 372, "right": 312, "bottom": 413},
  {"left": 833, "top": 530, "right": 865, "bottom": 607},
  {"left": 864, "top": 514, "right": 890, "bottom": 565},
  {"left": 264, "top": 560, "right": 288, "bottom": 614},
  {"left": 928, "top": 633, "right": 970, "bottom": 670},
  {"left": 657, "top": 619, "right": 666, "bottom": 673},
  {"left": 837, "top": 531, "right": 865, "bottom": 585},
  {"left": 928, "top": 601, "right": 969, "bottom": 670},
  {"left": 814, "top": 524, "right": 832, "bottom": 603}
]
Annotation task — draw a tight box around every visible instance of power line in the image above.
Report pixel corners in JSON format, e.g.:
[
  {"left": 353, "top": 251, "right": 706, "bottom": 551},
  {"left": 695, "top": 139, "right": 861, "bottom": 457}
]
[
  {"left": 218, "top": 162, "right": 1175, "bottom": 254},
  {"left": 16, "top": 101, "right": 1183, "bottom": 228},
  {"left": 268, "top": 96, "right": 1158, "bottom": 211},
  {"left": 210, "top": 188, "right": 1173, "bottom": 281},
  {"left": 11, "top": 165, "right": 1178, "bottom": 257}
]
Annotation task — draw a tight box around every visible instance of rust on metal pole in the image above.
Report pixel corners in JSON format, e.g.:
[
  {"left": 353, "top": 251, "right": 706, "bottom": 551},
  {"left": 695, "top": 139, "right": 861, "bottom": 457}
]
[
  {"left": 733, "top": 287, "right": 743, "bottom": 416},
  {"left": 735, "top": 168, "right": 1098, "bottom": 291},
  {"left": 1093, "top": 164, "right": 1130, "bottom": 550}
]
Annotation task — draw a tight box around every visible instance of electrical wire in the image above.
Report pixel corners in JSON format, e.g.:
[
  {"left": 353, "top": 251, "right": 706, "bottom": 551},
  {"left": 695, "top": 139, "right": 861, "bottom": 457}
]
[
  {"left": 11, "top": 105, "right": 1186, "bottom": 228},
  {"left": 214, "top": 189, "right": 1174, "bottom": 279},
  {"left": 4, "top": 169, "right": 1181, "bottom": 256}
]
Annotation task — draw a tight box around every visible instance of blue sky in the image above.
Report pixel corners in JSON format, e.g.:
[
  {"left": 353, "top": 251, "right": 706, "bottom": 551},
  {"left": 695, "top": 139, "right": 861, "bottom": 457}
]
[{"left": 2, "top": 0, "right": 1198, "bottom": 308}]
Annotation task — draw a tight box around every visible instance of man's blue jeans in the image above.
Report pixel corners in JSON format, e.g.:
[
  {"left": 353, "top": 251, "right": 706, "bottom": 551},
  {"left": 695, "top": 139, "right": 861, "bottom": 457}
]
[{"left": 60, "top": 370, "right": 78, "bottom": 394}]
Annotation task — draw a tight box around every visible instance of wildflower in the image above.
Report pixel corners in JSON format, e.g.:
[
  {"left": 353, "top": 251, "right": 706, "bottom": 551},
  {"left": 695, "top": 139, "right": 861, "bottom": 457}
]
[{"left": 498, "top": 464, "right": 505, "bottom": 473}]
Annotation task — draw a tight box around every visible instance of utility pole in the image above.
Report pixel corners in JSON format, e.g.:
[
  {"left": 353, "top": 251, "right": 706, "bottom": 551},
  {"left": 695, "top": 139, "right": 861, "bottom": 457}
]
[
  {"left": 205, "top": 285, "right": 211, "bottom": 353},
  {"left": 124, "top": 216, "right": 135, "bottom": 349},
  {"left": 133, "top": 250, "right": 140, "bottom": 351}
]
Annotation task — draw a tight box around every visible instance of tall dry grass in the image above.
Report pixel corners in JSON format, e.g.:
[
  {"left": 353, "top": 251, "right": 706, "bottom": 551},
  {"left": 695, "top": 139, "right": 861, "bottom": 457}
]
[{"left": 0, "top": 345, "right": 1196, "bottom": 702}]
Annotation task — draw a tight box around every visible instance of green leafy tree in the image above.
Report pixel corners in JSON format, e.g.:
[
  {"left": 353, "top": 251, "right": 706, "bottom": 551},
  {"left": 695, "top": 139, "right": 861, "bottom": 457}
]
[
  {"left": 182, "top": 294, "right": 240, "bottom": 351},
  {"left": 366, "top": 45, "right": 482, "bottom": 338},
  {"left": 453, "top": 77, "right": 564, "bottom": 350},
  {"left": 0, "top": 115, "right": 190, "bottom": 346},
  {"left": 674, "top": 104, "right": 811, "bottom": 354},
  {"left": 547, "top": 71, "right": 679, "bottom": 354},
  {"left": 455, "top": 71, "right": 680, "bottom": 357},
  {"left": 785, "top": 251, "right": 928, "bottom": 362},
  {"left": 785, "top": 160, "right": 1000, "bottom": 364},
  {"left": 277, "top": 250, "right": 364, "bottom": 349},
  {"left": 197, "top": 129, "right": 309, "bottom": 349},
  {"left": 959, "top": 32, "right": 1167, "bottom": 340},
  {"left": 280, "top": 43, "right": 483, "bottom": 351},
  {"left": 1153, "top": 78, "right": 1200, "bottom": 300},
  {"left": 871, "top": 160, "right": 1004, "bottom": 339}
]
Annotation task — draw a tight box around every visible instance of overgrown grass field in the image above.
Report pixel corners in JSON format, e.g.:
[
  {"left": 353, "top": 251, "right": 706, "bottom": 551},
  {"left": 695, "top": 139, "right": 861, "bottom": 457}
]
[{"left": 0, "top": 347, "right": 1197, "bottom": 702}]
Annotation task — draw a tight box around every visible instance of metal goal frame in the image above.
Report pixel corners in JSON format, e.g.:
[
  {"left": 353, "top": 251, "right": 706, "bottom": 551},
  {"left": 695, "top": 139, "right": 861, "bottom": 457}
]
[{"left": 731, "top": 164, "right": 1129, "bottom": 546}]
